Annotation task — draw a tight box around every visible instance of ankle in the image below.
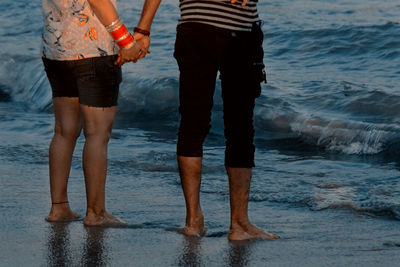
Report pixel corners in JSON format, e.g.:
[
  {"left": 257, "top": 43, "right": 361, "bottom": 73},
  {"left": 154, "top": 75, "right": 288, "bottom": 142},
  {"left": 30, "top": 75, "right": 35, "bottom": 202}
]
[
  {"left": 230, "top": 217, "right": 251, "bottom": 229},
  {"left": 186, "top": 212, "right": 204, "bottom": 227},
  {"left": 50, "top": 202, "right": 70, "bottom": 212},
  {"left": 86, "top": 207, "right": 106, "bottom": 217}
]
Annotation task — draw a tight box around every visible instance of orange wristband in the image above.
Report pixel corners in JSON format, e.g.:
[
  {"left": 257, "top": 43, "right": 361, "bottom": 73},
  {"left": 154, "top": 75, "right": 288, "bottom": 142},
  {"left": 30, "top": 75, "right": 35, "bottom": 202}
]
[
  {"left": 106, "top": 18, "right": 135, "bottom": 49},
  {"left": 117, "top": 33, "right": 134, "bottom": 48},
  {"left": 110, "top": 24, "right": 129, "bottom": 40}
]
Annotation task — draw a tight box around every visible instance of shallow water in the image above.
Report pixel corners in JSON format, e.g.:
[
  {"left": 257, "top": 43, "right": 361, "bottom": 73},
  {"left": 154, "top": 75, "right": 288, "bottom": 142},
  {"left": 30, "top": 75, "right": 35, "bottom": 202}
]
[{"left": 1, "top": 0, "right": 400, "bottom": 265}]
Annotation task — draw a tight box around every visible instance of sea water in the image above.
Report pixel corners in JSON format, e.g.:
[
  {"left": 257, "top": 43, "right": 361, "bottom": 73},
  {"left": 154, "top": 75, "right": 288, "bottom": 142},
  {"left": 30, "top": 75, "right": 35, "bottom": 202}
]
[{"left": 0, "top": 0, "right": 400, "bottom": 266}]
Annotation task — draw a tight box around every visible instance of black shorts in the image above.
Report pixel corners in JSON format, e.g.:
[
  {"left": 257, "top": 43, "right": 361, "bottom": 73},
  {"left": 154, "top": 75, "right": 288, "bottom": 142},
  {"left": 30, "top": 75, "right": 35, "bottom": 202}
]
[{"left": 42, "top": 55, "right": 122, "bottom": 107}]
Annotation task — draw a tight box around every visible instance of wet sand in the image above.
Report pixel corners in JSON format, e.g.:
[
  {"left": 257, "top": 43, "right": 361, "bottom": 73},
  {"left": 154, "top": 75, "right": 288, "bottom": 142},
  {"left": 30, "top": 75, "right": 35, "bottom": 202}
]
[
  {"left": 0, "top": 103, "right": 399, "bottom": 266},
  {"left": 1, "top": 0, "right": 400, "bottom": 264},
  {"left": 1, "top": 154, "right": 400, "bottom": 266}
]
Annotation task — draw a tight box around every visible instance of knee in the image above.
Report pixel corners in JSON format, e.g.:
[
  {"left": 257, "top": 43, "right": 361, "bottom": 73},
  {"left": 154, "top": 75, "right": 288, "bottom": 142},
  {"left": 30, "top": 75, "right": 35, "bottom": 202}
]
[
  {"left": 83, "top": 123, "right": 112, "bottom": 144},
  {"left": 177, "top": 108, "right": 212, "bottom": 157},
  {"left": 225, "top": 144, "right": 255, "bottom": 168},
  {"left": 225, "top": 125, "right": 254, "bottom": 145},
  {"left": 224, "top": 119, "right": 255, "bottom": 167},
  {"left": 179, "top": 105, "right": 212, "bottom": 135},
  {"left": 179, "top": 118, "right": 211, "bottom": 141},
  {"left": 177, "top": 123, "right": 210, "bottom": 157},
  {"left": 223, "top": 105, "right": 255, "bottom": 143},
  {"left": 54, "top": 124, "right": 81, "bottom": 142}
]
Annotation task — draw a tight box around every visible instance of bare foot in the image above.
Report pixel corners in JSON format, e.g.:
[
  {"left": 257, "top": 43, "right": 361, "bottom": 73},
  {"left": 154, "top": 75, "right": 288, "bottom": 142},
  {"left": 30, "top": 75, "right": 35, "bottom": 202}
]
[
  {"left": 181, "top": 225, "right": 208, "bottom": 237},
  {"left": 46, "top": 204, "right": 82, "bottom": 222},
  {"left": 84, "top": 211, "right": 127, "bottom": 227},
  {"left": 181, "top": 214, "right": 207, "bottom": 237},
  {"left": 228, "top": 221, "right": 280, "bottom": 241}
]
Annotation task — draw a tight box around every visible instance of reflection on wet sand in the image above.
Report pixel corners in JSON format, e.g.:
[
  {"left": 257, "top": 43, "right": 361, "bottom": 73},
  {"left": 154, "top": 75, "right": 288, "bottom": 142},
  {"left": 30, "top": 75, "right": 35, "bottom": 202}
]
[
  {"left": 178, "top": 236, "right": 202, "bottom": 267},
  {"left": 47, "top": 222, "right": 73, "bottom": 267},
  {"left": 81, "top": 227, "right": 109, "bottom": 266},
  {"left": 176, "top": 234, "right": 254, "bottom": 267},
  {"left": 47, "top": 223, "right": 109, "bottom": 266},
  {"left": 227, "top": 241, "right": 252, "bottom": 267}
]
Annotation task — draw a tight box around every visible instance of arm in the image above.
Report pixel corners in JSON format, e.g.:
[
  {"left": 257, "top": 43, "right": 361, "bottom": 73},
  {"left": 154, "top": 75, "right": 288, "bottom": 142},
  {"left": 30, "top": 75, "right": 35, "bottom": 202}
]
[
  {"left": 87, "top": 0, "right": 142, "bottom": 64},
  {"left": 135, "top": 0, "right": 162, "bottom": 33},
  {"left": 129, "top": 0, "right": 162, "bottom": 61},
  {"left": 87, "top": 0, "right": 119, "bottom": 26}
]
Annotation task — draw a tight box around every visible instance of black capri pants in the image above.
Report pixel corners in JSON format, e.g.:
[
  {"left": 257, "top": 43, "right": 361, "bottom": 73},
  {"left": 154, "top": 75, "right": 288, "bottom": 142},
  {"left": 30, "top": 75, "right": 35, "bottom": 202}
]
[{"left": 174, "top": 22, "right": 265, "bottom": 168}]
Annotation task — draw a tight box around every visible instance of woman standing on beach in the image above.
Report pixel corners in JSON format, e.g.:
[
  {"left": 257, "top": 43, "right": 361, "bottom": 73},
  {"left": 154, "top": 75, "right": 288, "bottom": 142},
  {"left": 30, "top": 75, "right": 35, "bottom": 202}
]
[{"left": 41, "top": 0, "right": 156, "bottom": 226}]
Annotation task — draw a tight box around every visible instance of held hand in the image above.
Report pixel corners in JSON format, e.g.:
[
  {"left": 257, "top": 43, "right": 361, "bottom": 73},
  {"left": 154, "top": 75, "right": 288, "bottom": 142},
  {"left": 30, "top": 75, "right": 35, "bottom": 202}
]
[
  {"left": 114, "top": 41, "right": 144, "bottom": 66},
  {"left": 133, "top": 33, "right": 150, "bottom": 60},
  {"left": 231, "top": 0, "right": 248, "bottom": 7}
]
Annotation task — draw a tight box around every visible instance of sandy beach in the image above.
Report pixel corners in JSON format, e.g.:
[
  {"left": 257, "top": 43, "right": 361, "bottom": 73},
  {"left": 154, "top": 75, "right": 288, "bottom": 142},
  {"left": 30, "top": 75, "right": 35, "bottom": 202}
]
[
  {"left": 1, "top": 0, "right": 400, "bottom": 265},
  {"left": 1, "top": 102, "right": 400, "bottom": 266},
  {"left": 1, "top": 160, "right": 399, "bottom": 266}
]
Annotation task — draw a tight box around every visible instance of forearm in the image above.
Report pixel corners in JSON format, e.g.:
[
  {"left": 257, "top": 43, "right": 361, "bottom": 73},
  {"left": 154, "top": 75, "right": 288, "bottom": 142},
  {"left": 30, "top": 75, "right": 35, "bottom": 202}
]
[
  {"left": 136, "top": 0, "right": 162, "bottom": 31},
  {"left": 87, "top": 0, "right": 119, "bottom": 26},
  {"left": 88, "top": 0, "right": 136, "bottom": 50}
]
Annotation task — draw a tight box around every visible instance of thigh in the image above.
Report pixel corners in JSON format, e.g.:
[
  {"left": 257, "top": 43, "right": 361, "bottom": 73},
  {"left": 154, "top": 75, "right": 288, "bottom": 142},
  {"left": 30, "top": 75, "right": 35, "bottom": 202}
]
[
  {"left": 220, "top": 49, "right": 256, "bottom": 127},
  {"left": 52, "top": 97, "right": 82, "bottom": 137},
  {"left": 174, "top": 23, "right": 218, "bottom": 115},
  {"left": 218, "top": 25, "right": 264, "bottom": 100},
  {"left": 222, "top": 80, "right": 255, "bottom": 138},
  {"left": 217, "top": 32, "right": 258, "bottom": 140},
  {"left": 178, "top": 66, "right": 217, "bottom": 115}
]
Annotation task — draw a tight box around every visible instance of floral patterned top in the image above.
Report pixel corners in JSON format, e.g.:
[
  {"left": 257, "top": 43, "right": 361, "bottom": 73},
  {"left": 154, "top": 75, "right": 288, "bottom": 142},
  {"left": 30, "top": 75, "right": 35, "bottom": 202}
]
[{"left": 41, "top": 0, "right": 117, "bottom": 60}]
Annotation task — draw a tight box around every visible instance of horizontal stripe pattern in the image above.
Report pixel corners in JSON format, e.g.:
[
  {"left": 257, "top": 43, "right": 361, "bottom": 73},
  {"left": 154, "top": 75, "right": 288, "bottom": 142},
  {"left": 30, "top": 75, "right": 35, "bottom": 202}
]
[{"left": 178, "top": 0, "right": 259, "bottom": 32}]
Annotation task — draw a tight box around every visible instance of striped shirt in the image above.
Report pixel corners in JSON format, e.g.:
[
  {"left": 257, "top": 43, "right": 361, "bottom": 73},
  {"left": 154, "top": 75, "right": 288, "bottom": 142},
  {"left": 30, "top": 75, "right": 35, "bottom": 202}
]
[{"left": 178, "top": 0, "right": 259, "bottom": 32}]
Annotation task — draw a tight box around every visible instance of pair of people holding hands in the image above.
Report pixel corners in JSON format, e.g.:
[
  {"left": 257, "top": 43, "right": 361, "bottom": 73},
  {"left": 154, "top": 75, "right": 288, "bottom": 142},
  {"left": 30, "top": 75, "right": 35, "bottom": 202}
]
[{"left": 42, "top": 0, "right": 278, "bottom": 241}]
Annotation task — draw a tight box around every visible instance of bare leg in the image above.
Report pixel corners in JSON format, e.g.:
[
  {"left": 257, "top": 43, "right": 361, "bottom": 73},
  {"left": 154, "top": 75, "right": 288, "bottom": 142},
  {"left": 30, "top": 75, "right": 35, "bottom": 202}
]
[
  {"left": 80, "top": 105, "right": 125, "bottom": 226},
  {"left": 47, "top": 97, "right": 82, "bottom": 222},
  {"left": 178, "top": 156, "right": 206, "bottom": 236},
  {"left": 227, "top": 167, "right": 279, "bottom": 241}
]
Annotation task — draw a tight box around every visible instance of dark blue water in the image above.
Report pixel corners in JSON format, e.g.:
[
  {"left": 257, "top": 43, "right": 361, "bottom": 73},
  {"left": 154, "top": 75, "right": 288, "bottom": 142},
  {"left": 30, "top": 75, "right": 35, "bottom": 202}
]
[{"left": 1, "top": 1, "right": 400, "bottom": 265}]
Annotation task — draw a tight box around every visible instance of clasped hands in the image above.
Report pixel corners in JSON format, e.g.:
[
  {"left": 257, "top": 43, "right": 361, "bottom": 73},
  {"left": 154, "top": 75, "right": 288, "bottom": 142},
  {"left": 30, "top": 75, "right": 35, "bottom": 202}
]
[
  {"left": 114, "top": 0, "right": 245, "bottom": 67},
  {"left": 114, "top": 33, "right": 150, "bottom": 66}
]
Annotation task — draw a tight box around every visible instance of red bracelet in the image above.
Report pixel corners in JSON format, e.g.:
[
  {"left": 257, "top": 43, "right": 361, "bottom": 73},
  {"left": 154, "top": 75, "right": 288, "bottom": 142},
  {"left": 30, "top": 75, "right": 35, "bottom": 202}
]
[
  {"left": 106, "top": 18, "right": 135, "bottom": 49},
  {"left": 117, "top": 33, "right": 135, "bottom": 49},
  {"left": 110, "top": 24, "right": 129, "bottom": 40},
  {"left": 133, "top": 27, "right": 150, "bottom": 36}
]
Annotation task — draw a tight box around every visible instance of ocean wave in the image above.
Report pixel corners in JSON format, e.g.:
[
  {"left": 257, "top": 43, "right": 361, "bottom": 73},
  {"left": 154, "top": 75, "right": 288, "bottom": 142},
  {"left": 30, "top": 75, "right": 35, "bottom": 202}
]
[
  {"left": 291, "top": 118, "right": 400, "bottom": 155},
  {"left": 0, "top": 55, "right": 52, "bottom": 111},
  {"left": 310, "top": 184, "right": 400, "bottom": 220},
  {"left": 0, "top": 54, "right": 179, "bottom": 115},
  {"left": 254, "top": 83, "right": 400, "bottom": 155},
  {"left": 334, "top": 89, "right": 400, "bottom": 118},
  {"left": 250, "top": 183, "right": 400, "bottom": 221},
  {"left": 258, "top": 110, "right": 400, "bottom": 155},
  {"left": 2, "top": 52, "right": 400, "bottom": 156},
  {"left": 118, "top": 76, "right": 179, "bottom": 121},
  {"left": 268, "top": 21, "right": 400, "bottom": 60},
  {"left": 0, "top": 85, "right": 11, "bottom": 102}
]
